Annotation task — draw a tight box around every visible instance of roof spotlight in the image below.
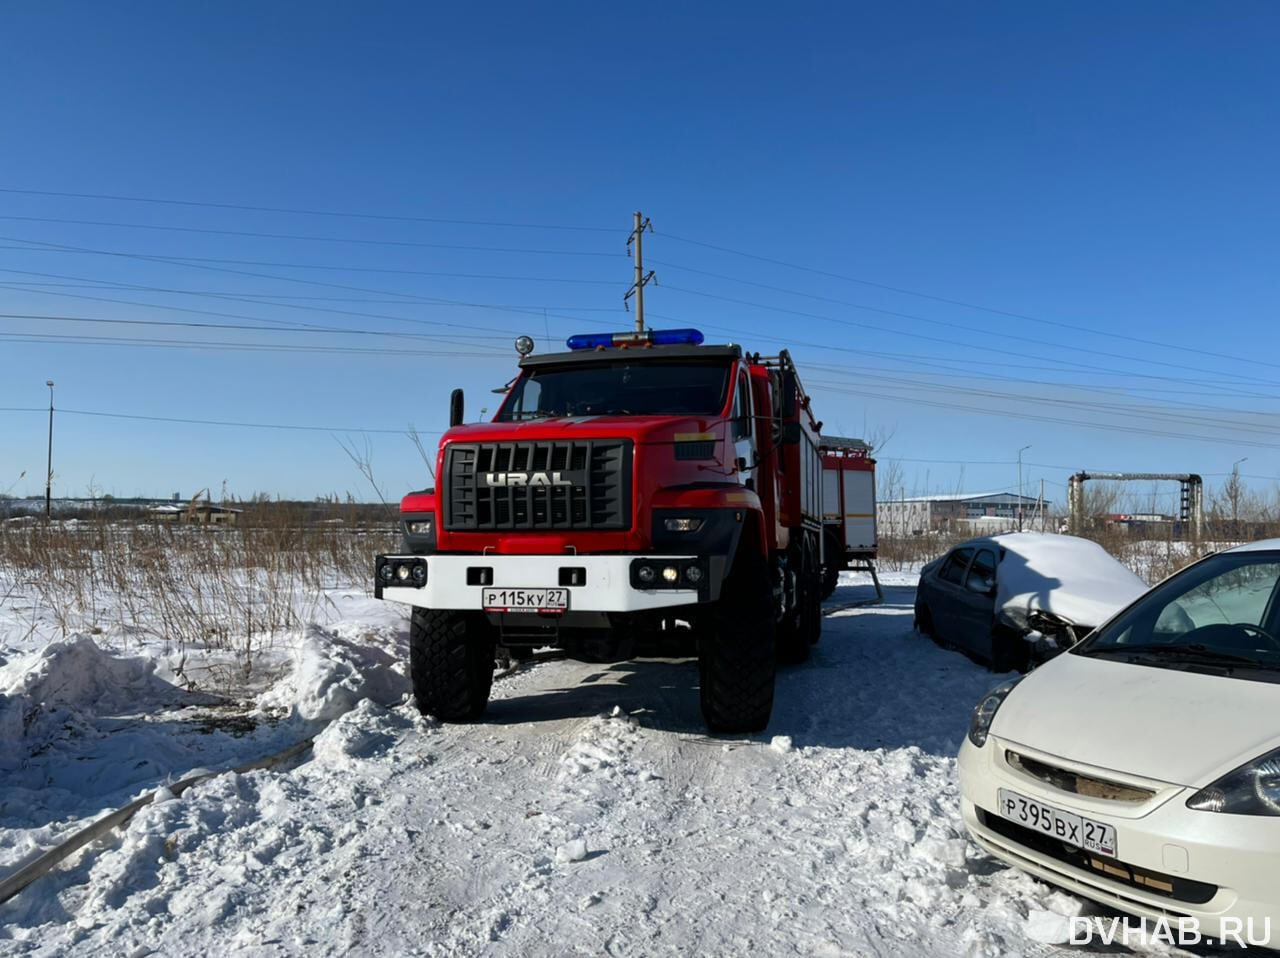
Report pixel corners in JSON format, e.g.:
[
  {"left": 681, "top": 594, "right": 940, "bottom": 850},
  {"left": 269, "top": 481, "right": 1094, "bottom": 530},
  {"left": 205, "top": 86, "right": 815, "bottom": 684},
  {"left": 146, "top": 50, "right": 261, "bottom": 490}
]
[{"left": 514, "top": 335, "right": 535, "bottom": 356}]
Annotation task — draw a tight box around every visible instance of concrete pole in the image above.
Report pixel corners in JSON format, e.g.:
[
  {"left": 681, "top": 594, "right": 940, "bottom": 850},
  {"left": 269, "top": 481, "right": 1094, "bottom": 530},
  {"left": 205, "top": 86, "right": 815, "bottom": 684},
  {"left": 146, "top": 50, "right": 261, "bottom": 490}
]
[
  {"left": 632, "top": 211, "right": 645, "bottom": 334},
  {"left": 44, "top": 380, "right": 54, "bottom": 520},
  {"left": 1017, "top": 445, "right": 1031, "bottom": 532}
]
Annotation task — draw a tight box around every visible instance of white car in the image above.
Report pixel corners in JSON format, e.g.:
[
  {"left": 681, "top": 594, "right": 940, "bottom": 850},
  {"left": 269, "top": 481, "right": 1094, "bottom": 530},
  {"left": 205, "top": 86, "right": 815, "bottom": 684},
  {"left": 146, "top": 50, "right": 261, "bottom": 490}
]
[{"left": 959, "top": 541, "right": 1280, "bottom": 943}]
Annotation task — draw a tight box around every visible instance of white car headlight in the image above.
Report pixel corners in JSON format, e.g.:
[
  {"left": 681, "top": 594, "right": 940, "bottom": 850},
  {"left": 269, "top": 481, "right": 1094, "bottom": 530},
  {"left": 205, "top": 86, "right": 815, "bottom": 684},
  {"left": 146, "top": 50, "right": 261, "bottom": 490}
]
[
  {"left": 1187, "top": 746, "right": 1280, "bottom": 816},
  {"left": 967, "top": 678, "right": 1021, "bottom": 748}
]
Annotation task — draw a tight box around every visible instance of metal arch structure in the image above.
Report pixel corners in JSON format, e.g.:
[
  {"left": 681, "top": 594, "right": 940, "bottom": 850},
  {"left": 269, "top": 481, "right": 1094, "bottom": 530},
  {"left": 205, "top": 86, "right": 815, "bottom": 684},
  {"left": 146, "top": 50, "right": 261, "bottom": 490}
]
[{"left": 1067, "top": 472, "right": 1203, "bottom": 540}]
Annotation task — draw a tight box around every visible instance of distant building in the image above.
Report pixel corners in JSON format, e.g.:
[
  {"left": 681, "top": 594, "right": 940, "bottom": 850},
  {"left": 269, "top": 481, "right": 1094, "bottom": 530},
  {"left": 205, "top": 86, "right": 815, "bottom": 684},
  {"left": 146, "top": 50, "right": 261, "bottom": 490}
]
[
  {"left": 146, "top": 502, "right": 242, "bottom": 525},
  {"left": 878, "top": 492, "right": 1049, "bottom": 536}
]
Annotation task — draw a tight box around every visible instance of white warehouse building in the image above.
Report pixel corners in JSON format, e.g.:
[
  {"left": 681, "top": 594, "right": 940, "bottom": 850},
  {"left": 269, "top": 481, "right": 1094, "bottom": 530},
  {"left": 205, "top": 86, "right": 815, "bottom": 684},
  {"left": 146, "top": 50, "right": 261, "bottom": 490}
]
[{"left": 877, "top": 491, "right": 1049, "bottom": 537}]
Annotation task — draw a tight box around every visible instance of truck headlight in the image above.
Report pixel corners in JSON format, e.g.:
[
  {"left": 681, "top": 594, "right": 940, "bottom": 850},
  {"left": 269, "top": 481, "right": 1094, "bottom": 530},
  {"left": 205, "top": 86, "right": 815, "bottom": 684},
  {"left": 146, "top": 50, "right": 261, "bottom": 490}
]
[
  {"left": 378, "top": 563, "right": 395, "bottom": 583},
  {"left": 408, "top": 519, "right": 433, "bottom": 536},
  {"left": 967, "top": 678, "right": 1020, "bottom": 748},
  {"left": 663, "top": 517, "right": 704, "bottom": 533},
  {"left": 1187, "top": 747, "right": 1280, "bottom": 816}
]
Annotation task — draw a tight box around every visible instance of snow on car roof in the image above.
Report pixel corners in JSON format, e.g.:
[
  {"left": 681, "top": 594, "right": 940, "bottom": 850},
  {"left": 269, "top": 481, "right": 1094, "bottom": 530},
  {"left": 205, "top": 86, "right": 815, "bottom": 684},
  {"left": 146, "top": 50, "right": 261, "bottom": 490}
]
[{"left": 987, "top": 532, "right": 1148, "bottom": 630}]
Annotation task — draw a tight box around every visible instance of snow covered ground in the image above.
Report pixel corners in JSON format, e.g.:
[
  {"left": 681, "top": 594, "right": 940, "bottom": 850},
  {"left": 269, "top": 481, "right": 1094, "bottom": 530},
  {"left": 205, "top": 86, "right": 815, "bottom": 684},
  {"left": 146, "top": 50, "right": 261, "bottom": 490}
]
[{"left": 0, "top": 569, "right": 1229, "bottom": 956}]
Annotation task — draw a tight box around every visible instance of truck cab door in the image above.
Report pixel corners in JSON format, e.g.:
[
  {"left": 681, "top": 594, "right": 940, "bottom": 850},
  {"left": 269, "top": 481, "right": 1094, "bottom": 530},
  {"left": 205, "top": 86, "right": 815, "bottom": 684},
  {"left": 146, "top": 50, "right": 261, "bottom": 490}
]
[{"left": 730, "top": 367, "right": 755, "bottom": 486}]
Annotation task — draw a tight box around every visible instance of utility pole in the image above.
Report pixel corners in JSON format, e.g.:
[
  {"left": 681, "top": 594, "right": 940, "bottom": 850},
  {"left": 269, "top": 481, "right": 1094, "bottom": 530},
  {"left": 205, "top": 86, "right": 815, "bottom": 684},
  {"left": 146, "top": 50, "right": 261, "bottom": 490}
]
[
  {"left": 1016, "top": 444, "right": 1032, "bottom": 532},
  {"left": 625, "top": 211, "right": 655, "bottom": 334},
  {"left": 44, "top": 380, "right": 54, "bottom": 520},
  {"left": 1039, "top": 478, "right": 1045, "bottom": 532}
]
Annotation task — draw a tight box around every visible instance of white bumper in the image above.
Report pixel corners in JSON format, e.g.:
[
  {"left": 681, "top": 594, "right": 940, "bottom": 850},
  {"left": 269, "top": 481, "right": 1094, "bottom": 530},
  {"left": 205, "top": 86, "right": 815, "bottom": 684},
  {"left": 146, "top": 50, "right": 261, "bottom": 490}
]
[
  {"left": 378, "top": 554, "right": 701, "bottom": 613},
  {"left": 958, "top": 735, "right": 1280, "bottom": 943}
]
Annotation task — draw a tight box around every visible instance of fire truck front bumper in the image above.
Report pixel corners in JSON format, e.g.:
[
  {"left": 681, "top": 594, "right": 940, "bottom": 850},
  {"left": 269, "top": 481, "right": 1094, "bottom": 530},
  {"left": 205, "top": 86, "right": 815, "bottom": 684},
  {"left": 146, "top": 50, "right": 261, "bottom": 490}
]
[{"left": 374, "top": 554, "right": 717, "bottom": 613}]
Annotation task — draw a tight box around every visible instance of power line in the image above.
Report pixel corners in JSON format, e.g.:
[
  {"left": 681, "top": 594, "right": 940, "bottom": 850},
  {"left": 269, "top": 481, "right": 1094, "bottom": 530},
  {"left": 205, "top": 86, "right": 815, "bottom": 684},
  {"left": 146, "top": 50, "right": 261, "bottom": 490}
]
[
  {"left": 0, "top": 311, "right": 513, "bottom": 344},
  {"left": 0, "top": 404, "right": 447, "bottom": 435},
  {"left": 0, "top": 243, "right": 630, "bottom": 336},
  {"left": 0, "top": 243, "right": 618, "bottom": 284},
  {"left": 659, "top": 230, "right": 1278, "bottom": 375},
  {"left": 0, "top": 187, "right": 616, "bottom": 232},
  {"left": 808, "top": 379, "right": 1280, "bottom": 451},
  {"left": 0, "top": 330, "right": 509, "bottom": 359},
  {"left": 0, "top": 215, "right": 618, "bottom": 256},
  {"left": 660, "top": 283, "right": 1280, "bottom": 388},
  {"left": 806, "top": 374, "right": 1280, "bottom": 440},
  {"left": 642, "top": 309, "right": 1280, "bottom": 402},
  {"left": 9, "top": 234, "right": 1275, "bottom": 402}
]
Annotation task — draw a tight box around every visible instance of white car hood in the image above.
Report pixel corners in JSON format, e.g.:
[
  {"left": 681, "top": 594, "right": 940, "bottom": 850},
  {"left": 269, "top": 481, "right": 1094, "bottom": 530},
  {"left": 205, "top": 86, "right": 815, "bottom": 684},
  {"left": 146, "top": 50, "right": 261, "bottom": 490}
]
[
  {"left": 993, "top": 533, "right": 1147, "bottom": 630},
  {"left": 992, "top": 651, "right": 1280, "bottom": 787}
]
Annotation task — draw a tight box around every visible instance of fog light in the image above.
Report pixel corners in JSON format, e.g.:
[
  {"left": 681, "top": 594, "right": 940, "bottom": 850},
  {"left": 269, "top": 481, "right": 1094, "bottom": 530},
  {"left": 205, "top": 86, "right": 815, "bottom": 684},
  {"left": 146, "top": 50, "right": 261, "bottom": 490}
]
[
  {"left": 637, "top": 564, "right": 656, "bottom": 584},
  {"left": 378, "top": 564, "right": 394, "bottom": 583},
  {"left": 411, "top": 563, "right": 427, "bottom": 584},
  {"left": 685, "top": 565, "right": 703, "bottom": 584},
  {"left": 662, "top": 566, "right": 679, "bottom": 583},
  {"left": 663, "top": 517, "right": 704, "bottom": 533},
  {"left": 408, "top": 520, "right": 433, "bottom": 536},
  {"left": 395, "top": 564, "right": 411, "bottom": 582}
]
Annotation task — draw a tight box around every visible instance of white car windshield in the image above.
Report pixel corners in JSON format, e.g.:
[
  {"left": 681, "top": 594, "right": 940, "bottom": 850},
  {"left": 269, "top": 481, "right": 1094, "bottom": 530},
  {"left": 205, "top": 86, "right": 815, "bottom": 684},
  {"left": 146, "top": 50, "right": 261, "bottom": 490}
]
[{"left": 1075, "top": 551, "right": 1280, "bottom": 676}]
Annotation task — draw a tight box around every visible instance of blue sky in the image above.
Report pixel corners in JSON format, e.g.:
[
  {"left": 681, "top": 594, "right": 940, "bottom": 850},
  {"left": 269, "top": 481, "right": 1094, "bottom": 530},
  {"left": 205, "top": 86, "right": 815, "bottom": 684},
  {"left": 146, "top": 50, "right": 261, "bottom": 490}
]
[{"left": 1, "top": 2, "right": 1278, "bottom": 505}]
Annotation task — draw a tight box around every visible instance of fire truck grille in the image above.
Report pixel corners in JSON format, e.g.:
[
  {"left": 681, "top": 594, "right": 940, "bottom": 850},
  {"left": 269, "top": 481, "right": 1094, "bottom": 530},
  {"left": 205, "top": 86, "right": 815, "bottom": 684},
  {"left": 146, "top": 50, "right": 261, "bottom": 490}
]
[{"left": 444, "top": 440, "right": 632, "bottom": 531}]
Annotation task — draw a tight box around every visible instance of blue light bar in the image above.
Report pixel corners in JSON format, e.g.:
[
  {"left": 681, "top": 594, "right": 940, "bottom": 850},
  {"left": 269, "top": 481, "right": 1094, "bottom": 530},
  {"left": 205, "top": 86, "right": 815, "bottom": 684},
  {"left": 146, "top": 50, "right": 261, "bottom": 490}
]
[
  {"left": 651, "top": 328, "right": 704, "bottom": 346},
  {"left": 565, "top": 328, "right": 705, "bottom": 350}
]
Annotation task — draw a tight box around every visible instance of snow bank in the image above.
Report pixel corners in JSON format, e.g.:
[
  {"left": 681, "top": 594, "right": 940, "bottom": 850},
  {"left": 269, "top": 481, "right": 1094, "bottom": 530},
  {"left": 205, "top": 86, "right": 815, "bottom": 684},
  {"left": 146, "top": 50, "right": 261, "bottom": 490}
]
[
  {"left": 0, "top": 635, "right": 176, "bottom": 770},
  {"left": 257, "top": 624, "right": 410, "bottom": 722},
  {"left": 993, "top": 532, "right": 1147, "bottom": 630}
]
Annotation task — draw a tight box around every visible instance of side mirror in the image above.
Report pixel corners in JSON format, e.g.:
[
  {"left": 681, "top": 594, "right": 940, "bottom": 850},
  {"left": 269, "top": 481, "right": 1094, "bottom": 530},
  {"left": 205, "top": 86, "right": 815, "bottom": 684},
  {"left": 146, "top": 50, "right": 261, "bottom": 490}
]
[
  {"left": 777, "top": 421, "right": 802, "bottom": 445},
  {"left": 449, "top": 388, "right": 464, "bottom": 428}
]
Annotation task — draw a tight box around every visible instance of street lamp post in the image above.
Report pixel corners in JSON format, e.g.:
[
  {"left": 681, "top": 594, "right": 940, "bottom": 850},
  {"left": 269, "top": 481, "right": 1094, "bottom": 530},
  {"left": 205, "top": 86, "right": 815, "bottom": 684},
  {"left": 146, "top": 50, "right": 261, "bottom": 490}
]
[
  {"left": 1017, "top": 444, "right": 1032, "bottom": 532},
  {"left": 44, "top": 380, "right": 54, "bottom": 520}
]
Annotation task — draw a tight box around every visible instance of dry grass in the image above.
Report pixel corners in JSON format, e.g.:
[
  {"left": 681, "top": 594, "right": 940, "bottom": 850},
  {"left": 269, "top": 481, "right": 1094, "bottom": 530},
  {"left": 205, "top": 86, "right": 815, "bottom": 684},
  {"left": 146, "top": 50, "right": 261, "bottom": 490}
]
[
  {"left": 0, "top": 513, "right": 397, "bottom": 678},
  {"left": 879, "top": 521, "right": 1280, "bottom": 583}
]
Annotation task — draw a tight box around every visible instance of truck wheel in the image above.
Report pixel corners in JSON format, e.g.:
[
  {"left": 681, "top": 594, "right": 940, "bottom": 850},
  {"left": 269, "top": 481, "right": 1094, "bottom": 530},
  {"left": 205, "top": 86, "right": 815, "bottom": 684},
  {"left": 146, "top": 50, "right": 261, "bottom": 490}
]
[
  {"left": 777, "top": 571, "right": 809, "bottom": 665},
  {"left": 820, "top": 529, "right": 842, "bottom": 599},
  {"left": 699, "top": 547, "right": 777, "bottom": 733},
  {"left": 409, "top": 608, "right": 496, "bottom": 721}
]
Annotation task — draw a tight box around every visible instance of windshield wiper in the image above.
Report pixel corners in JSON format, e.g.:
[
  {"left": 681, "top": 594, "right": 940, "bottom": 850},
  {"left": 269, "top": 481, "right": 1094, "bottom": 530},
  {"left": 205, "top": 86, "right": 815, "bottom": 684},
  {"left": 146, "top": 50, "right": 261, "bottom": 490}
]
[{"left": 1084, "top": 643, "right": 1278, "bottom": 669}]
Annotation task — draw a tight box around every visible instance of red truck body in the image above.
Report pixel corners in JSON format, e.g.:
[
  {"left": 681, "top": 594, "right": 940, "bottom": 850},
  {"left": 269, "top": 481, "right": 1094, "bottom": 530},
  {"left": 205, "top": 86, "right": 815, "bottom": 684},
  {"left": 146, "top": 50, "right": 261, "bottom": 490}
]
[{"left": 376, "top": 330, "right": 827, "bottom": 732}]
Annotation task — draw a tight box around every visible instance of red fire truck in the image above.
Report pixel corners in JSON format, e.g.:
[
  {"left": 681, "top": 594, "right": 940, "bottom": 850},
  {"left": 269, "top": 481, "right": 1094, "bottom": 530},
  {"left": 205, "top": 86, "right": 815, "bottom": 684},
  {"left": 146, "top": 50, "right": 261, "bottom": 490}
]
[
  {"left": 375, "top": 327, "right": 824, "bottom": 733},
  {"left": 819, "top": 437, "right": 880, "bottom": 600}
]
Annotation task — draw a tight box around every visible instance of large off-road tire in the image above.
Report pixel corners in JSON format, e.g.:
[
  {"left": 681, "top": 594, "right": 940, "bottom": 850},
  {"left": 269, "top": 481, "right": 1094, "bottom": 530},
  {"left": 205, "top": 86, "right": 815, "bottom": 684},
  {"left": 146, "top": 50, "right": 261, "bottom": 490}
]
[
  {"left": 409, "top": 608, "right": 496, "bottom": 721},
  {"left": 779, "top": 535, "right": 822, "bottom": 663},
  {"left": 699, "top": 546, "right": 777, "bottom": 733}
]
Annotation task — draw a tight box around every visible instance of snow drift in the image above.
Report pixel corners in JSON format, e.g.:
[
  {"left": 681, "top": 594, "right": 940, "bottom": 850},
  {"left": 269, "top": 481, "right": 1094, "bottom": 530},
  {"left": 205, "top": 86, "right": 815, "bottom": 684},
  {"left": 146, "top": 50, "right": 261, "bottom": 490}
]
[{"left": 0, "top": 636, "right": 178, "bottom": 771}]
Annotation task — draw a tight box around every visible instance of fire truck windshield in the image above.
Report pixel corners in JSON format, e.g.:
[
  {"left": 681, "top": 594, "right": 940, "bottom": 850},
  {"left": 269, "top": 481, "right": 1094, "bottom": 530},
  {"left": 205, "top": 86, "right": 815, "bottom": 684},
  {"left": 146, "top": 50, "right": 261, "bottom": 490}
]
[{"left": 497, "top": 360, "right": 731, "bottom": 420}]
